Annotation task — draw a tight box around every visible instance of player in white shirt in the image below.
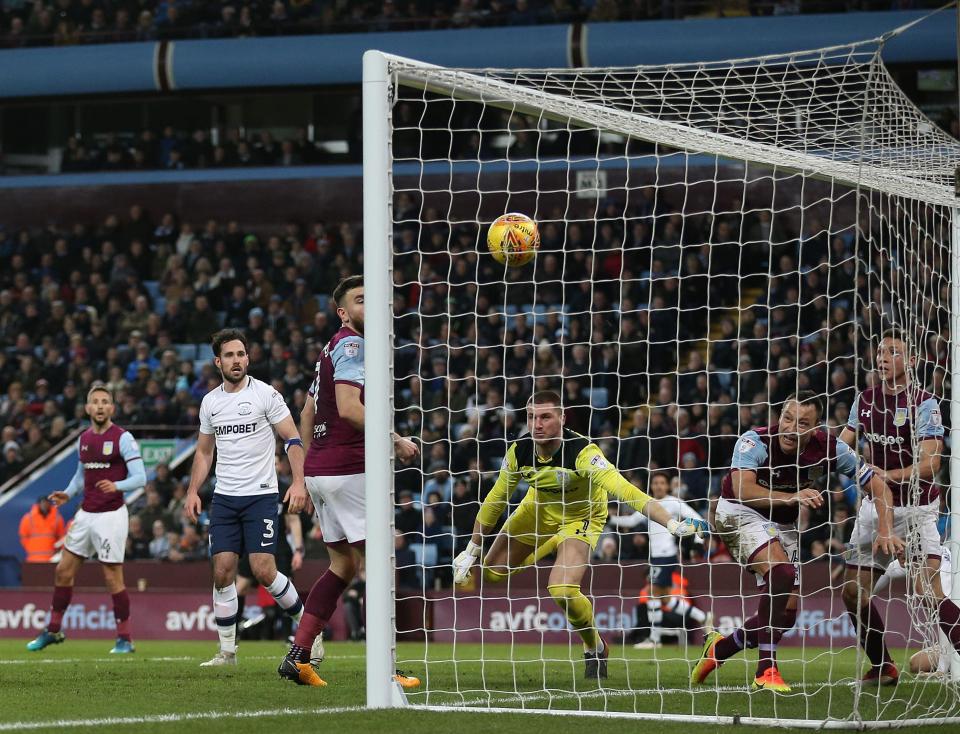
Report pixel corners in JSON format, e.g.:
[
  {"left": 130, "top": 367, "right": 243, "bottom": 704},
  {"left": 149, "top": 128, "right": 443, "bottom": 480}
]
[
  {"left": 185, "top": 329, "right": 310, "bottom": 667},
  {"left": 607, "top": 472, "right": 711, "bottom": 647}
]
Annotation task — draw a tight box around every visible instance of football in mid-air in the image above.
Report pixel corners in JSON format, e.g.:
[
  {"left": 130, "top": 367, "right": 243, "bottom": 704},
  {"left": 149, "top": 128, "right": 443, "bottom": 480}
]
[{"left": 487, "top": 212, "right": 540, "bottom": 267}]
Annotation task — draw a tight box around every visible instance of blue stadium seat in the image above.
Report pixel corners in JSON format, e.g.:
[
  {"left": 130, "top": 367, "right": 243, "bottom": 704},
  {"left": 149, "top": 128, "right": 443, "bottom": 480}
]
[
  {"left": 195, "top": 344, "right": 213, "bottom": 361},
  {"left": 174, "top": 344, "right": 196, "bottom": 361},
  {"left": 193, "top": 359, "right": 209, "bottom": 375},
  {"left": 143, "top": 280, "right": 161, "bottom": 301},
  {"left": 316, "top": 294, "right": 329, "bottom": 312},
  {"left": 409, "top": 542, "right": 439, "bottom": 587},
  {"left": 153, "top": 296, "right": 166, "bottom": 315},
  {"left": 587, "top": 387, "right": 609, "bottom": 409}
]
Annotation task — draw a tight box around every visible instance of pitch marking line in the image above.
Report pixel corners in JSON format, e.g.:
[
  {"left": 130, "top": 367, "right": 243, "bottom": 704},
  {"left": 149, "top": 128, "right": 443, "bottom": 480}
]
[
  {"left": 0, "top": 706, "right": 364, "bottom": 731},
  {"left": 0, "top": 656, "right": 194, "bottom": 665}
]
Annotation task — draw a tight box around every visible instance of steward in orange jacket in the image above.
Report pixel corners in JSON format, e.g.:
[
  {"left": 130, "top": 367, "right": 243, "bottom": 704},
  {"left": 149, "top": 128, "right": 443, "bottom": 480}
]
[{"left": 19, "top": 497, "right": 66, "bottom": 562}]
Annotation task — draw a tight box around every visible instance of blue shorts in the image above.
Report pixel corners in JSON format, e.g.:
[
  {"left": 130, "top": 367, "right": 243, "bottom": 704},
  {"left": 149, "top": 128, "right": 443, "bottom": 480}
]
[
  {"left": 649, "top": 556, "right": 679, "bottom": 588},
  {"left": 209, "top": 492, "right": 280, "bottom": 557}
]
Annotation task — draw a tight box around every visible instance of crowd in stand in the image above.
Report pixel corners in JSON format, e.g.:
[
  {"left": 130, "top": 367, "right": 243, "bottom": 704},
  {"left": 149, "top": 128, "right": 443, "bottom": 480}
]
[
  {"left": 58, "top": 127, "right": 336, "bottom": 173},
  {"left": 1, "top": 184, "right": 950, "bottom": 576},
  {"left": 0, "top": 1, "right": 931, "bottom": 49}
]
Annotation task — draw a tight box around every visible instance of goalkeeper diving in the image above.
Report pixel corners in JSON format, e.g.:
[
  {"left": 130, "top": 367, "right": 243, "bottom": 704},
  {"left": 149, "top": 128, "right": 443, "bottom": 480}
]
[{"left": 453, "top": 390, "right": 707, "bottom": 679}]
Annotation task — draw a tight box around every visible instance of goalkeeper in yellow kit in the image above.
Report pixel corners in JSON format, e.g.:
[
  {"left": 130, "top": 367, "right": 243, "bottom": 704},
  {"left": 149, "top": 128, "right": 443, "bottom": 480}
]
[{"left": 453, "top": 390, "right": 707, "bottom": 679}]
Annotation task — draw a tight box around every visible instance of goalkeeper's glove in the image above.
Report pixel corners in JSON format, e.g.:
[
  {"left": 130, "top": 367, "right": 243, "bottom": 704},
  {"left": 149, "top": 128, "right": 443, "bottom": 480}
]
[
  {"left": 667, "top": 517, "right": 708, "bottom": 540},
  {"left": 453, "top": 541, "right": 482, "bottom": 585}
]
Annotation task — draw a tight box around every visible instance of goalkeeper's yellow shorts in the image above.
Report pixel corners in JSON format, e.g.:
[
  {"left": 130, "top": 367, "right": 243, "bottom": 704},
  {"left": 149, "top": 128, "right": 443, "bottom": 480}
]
[{"left": 502, "top": 499, "right": 606, "bottom": 551}]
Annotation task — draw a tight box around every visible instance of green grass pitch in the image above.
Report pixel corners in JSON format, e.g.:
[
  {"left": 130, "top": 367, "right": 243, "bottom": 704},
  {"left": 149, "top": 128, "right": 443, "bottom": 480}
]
[{"left": 1, "top": 639, "right": 958, "bottom": 733}]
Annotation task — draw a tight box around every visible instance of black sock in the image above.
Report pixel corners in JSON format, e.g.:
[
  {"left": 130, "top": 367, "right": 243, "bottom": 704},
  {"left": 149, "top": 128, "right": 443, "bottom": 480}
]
[{"left": 286, "top": 643, "right": 310, "bottom": 664}]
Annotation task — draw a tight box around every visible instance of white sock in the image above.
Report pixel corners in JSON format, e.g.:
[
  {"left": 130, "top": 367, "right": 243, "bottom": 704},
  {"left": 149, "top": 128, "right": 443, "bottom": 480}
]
[
  {"left": 647, "top": 599, "right": 663, "bottom": 642},
  {"left": 213, "top": 584, "right": 238, "bottom": 654},
  {"left": 265, "top": 572, "right": 304, "bottom": 622}
]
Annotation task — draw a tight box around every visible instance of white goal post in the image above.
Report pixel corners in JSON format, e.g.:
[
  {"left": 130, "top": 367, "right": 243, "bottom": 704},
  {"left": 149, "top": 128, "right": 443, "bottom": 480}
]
[{"left": 362, "top": 20, "right": 960, "bottom": 726}]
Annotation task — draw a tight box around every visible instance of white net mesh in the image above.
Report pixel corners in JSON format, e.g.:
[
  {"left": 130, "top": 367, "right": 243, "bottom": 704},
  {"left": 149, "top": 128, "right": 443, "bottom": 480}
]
[{"left": 378, "top": 34, "right": 960, "bottom": 728}]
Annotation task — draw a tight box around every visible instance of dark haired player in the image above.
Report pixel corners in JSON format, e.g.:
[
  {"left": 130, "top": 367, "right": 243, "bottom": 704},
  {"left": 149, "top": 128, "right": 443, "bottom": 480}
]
[
  {"left": 277, "top": 276, "right": 420, "bottom": 687},
  {"left": 186, "top": 328, "right": 309, "bottom": 667}
]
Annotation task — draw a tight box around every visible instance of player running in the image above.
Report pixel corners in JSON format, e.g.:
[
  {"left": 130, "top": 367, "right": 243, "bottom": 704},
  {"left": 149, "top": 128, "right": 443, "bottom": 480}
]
[
  {"left": 186, "top": 328, "right": 309, "bottom": 667},
  {"left": 607, "top": 471, "right": 712, "bottom": 648},
  {"left": 277, "top": 275, "right": 420, "bottom": 687},
  {"left": 27, "top": 384, "right": 146, "bottom": 654},
  {"left": 692, "top": 391, "right": 900, "bottom": 692},
  {"left": 453, "top": 390, "right": 707, "bottom": 679},
  {"left": 839, "top": 329, "right": 958, "bottom": 685}
]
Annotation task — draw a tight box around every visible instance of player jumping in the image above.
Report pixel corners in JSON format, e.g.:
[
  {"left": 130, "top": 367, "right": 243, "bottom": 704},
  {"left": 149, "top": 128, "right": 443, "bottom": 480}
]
[
  {"left": 453, "top": 390, "right": 707, "bottom": 679},
  {"left": 839, "top": 329, "right": 958, "bottom": 685},
  {"left": 27, "top": 384, "right": 146, "bottom": 654},
  {"left": 691, "top": 391, "right": 900, "bottom": 692},
  {"left": 277, "top": 275, "right": 420, "bottom": 687},
  {"left": 185, "top": 328, "right": 309, "bottom": 667}
]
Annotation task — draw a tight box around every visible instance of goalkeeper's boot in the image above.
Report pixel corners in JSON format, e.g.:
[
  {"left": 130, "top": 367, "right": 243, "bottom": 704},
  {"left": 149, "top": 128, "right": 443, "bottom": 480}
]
[
  {"left": 584, "top": 635, "right": 609, "bottom": 680},
  {"left": 278, "top": 657, "right": 327, "bottom": 687},
  {"left": 861, "top": 662, "right": 899, "bottom": 687},
  {"left": 200, "top": 650, "right": 237, "bottom": 667},
  {"left": 690, "top": 630, "right": 724, "bottom": 685},
  {"left": 109, "top": 638, "right": 135, "bottom": 654},
  {"left": 394, "top": 670, "right": 421, "bottom": 688},
  {"left": 752, "top": 666, "right": 791, "bottom": 693},
  {"left": 26, "top": 630, "right": 65, "bottom": 652}
]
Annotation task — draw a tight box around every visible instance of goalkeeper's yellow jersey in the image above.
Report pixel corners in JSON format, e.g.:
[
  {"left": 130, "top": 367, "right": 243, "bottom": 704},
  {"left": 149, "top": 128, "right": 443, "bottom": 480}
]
[{"left": 477, "top": 428, "right": 652, "bottom": 528}]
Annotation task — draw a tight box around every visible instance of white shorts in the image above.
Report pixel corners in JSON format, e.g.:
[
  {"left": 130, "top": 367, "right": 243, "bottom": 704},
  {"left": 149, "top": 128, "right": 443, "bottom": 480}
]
[
  {"left": 715, "top": 498, "right": 799, "bottom": 587},
  {"left": 306, "top": 473, "right": 365, "bottom": 545},
  {"left": 64, "top": 506, "right": 128, "bottom": 564},
  {"left": 844, "top": 498, "right": 941, "bottom": 571}
]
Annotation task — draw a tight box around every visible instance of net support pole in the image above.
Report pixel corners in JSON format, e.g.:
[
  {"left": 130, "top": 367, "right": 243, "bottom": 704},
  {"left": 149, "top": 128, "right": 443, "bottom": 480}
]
[
  {"left": 363, "top": 48, "right": 400, "bottom": 708},
  {"left": 951, "top": 203, "right": 960, "bottom": 682}
]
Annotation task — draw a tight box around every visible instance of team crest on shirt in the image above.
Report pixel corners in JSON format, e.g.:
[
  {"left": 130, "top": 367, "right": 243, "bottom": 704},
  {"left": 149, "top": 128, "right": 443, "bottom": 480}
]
[
  {"left": 344, "top": 341, "right": 360, "bottom": 358},
  {"left": 238, "top": 401, "right": 253, "bottom": 416},
  {"left": 590, "top": 454, "right": 609, "bottom": 470},
  {"left": 554, "top": 470, "right": 570, "bottom": 489},
  {"left": 102, "top": 441, "right": 113, "bottom": 456},
  {"left": 763, "top": 523, "right": 779, "bottom": 538},
  {"left": 893, "top": 408, "right": 908, "bottom": 427}
]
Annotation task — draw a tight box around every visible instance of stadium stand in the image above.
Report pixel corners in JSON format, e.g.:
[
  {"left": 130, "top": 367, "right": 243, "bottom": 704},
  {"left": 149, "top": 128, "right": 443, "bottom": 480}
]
[
  {"left": 4, "top": 172, "right": 939, "bottom": 578},
  {"left": 0, "top": 1, "right": 944, "bottom": 49}
]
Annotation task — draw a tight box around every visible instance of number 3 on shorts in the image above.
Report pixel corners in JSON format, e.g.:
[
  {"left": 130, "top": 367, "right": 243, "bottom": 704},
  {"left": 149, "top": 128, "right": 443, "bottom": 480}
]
[{"left": 263, "top": 518, "right": 274, "bottom": 540}]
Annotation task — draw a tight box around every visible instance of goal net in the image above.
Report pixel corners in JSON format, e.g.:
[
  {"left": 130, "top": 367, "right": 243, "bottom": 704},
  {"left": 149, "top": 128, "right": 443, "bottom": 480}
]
[{"left": 361, "top": 25, "right": 960, "bottom": 728}]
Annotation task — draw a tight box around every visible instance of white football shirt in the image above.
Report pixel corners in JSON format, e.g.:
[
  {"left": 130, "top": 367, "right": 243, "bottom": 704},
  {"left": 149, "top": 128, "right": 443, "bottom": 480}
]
[
  {"left": 199, "top": 375, "right": 291, "bottom": 496},
  {"left": 607, "top": 495, "right": 704, "bottom": 558}
]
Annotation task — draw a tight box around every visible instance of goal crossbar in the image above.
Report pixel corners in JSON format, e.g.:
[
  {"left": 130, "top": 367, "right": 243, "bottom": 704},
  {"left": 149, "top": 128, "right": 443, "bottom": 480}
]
[{"left": 385, "top": 50, "right": 960, "bottom": 206}]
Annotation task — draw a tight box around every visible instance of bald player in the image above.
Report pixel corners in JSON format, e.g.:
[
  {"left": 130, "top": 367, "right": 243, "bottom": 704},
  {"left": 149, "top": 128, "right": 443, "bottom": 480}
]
[
  {"left": 692, "top": 391, "right": 899, "bottom": 693},
  {"left": 27, "top": 384, "right": 146, "bottom": 654}
]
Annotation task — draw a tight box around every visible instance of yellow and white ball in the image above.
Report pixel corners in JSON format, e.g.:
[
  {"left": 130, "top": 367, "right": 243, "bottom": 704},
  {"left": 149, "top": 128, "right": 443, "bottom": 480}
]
[{"left": 486, "top": 212, "right": 540, "bottom": 268}]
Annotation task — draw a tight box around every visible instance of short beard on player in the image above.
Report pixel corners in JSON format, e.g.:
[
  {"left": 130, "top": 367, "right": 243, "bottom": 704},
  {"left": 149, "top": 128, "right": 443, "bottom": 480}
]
[
  {"left": 91, "top": 414, "right": 109, "bottom": 429},
  {"left": 221, "top": 365, "right": 247, "bottom": 385}
]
